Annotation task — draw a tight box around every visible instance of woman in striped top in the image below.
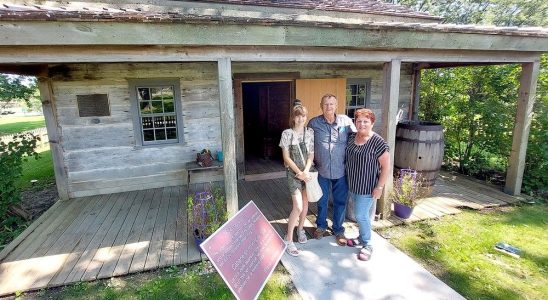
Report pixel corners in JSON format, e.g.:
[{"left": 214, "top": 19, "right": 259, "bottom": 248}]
[{"left": 345, "top": 109, "right": 390, "bottom": 261}]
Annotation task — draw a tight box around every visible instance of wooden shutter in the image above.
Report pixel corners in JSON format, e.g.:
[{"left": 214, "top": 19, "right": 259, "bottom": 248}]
[{"left": 295, "top": 78, "right": 347, "bottom": 117}]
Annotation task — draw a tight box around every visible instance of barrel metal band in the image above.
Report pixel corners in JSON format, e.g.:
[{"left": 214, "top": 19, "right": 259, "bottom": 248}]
[
  {"left": 395, "top": 137, "right": 444, "bottom": 144},
  {"left": 394, "top": 165, "right": 441, "bottom": 173}
]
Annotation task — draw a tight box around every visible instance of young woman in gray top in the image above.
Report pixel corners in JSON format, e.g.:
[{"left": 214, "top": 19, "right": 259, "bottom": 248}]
[{"left": 279, "top": 104, "right": 314, "bottom": 257}]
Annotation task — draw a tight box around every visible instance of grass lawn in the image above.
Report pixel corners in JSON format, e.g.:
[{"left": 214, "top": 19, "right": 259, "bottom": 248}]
[
  {"left": 378, "top": 203, "right": 548, "bottom": 300},
  {"left": 0, "top": 115, "right": 45, "bottom": 135},
  {"left": 16, "top": 149, "right": 54, "bottom": 189},
  {"left": 24, "top": 262, "right": 298, "bottom": 299}
]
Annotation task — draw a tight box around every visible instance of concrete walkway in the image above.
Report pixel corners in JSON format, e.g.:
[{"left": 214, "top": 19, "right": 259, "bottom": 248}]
[{"left": 280, "top": 231, "right": 464, "bottom": 300}]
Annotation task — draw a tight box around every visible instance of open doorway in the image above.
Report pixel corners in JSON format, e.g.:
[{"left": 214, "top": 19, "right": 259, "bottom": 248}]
[{"left": 242, "top": 81, "right": 292, "bottom": 175}]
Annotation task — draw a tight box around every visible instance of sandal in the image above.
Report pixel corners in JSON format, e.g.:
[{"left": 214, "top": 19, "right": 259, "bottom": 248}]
[
  {"left": 335, "top": 234, "right": 347, "bottom": 246},
  {"left": 358, "top": 246, "right": 373, "bottom": 261},
  {"left": 285, "top": 242, "right": 300, "bottom": 257},
  {"left": 313, "top": 228, "right": 325, "bottom": 240},
  {"left": 297, "top": 229, "right": 308, "bottom": 244},
  {"left": 347, "top": 238, "right": 364, "bottom": 248}
]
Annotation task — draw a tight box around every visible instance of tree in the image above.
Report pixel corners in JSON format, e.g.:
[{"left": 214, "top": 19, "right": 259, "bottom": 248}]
[
  {"left": 0, "top": 74, "right": 37, "bottom": 111},
  {"left": 391, "top": 0, "right": 547, "bottom": 26},
  {"left": 390, "top": 0, "right": 547, "bottom": 195}
]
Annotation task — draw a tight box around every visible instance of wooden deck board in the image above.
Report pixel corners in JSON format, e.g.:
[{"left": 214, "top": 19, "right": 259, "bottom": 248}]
[
  {"left": 48, "top": 194, "right": 115, "bottom": 286},
  {"left": 97, "top": 191, "right": 145, "bottom": 279},
  {"left": 175, "top": 186, "right": 192, "bottom": 265},
  {"left": 0, "top": 199, "right": 65, "bottom": 261},
  {"left": 112, "top": 189, "right": 154, "bottom": 277},
  {"left": 129, "top": 188, "right": 162, "bottom": 273},
  {"left": 159, "top": 186, "right": 179, "bottom": 268},
  {"left": 64, "top": 192, "right": 126, "bottom": 284},
  {"left": 82, "top": 191, "right": 138, "bottom": 281},
  {"left": 143, "top": 187, "right": 172, "bottom": 271},
  {"left": 2, "top": 198, "right": 82, "bottom": 262}
]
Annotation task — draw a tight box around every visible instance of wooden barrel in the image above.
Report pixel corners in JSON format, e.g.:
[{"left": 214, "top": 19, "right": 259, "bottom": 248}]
[{"left": 394, "top": 121, "right": 444, "bottom": 186}]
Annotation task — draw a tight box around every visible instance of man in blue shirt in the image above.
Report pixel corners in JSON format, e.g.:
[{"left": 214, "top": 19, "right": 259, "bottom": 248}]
[{"left": 308, "top": 93, "right": 356, "bottom": 245}]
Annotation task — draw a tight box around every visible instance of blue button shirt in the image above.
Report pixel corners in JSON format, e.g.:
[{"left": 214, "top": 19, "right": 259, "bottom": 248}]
[{"left": 308, "top": 114, "right": 356, "bottom": 179}]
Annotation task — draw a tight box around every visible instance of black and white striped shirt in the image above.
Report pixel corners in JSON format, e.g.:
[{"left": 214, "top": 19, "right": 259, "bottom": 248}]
[{"left": 346, "top": 133, "right": 389, "bottom": 195}]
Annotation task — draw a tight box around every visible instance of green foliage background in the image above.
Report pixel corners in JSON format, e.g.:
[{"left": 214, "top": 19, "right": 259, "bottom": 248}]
[{"left": 386, "top": 0, "right": 547, "bottom": 195}]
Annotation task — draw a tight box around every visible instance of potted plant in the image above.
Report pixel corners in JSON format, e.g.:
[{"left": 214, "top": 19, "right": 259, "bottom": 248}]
[
  {"left": 187, "top": 185, "right": 228, "bottom": 252},
  {"left": 390, "top": 169, "right": 431, "bottom": 219}
]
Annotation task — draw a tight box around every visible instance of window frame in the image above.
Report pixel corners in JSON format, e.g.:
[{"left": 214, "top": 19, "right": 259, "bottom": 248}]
[
  {"left": 129, "top": 78, "right": 184, "bottom": 147},
  {"left": 345, "top": 78, "right": 372, "bottom": 121}
]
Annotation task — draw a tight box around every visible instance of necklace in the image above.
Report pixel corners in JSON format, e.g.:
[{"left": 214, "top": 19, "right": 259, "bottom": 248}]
[{"left": 355, "top": 132, "right": 373, "bottom": 145}]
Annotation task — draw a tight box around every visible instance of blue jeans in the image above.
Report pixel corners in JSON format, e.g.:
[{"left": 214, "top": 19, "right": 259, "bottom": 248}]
[
  {"left": 316, "top": 174, "right": 348, "bottom": 235},
  {"left": 350, "top": 192, "right": 375, "bottom": 246}
]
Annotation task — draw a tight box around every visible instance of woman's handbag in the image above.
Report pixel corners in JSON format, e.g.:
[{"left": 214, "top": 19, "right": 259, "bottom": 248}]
[
  {"left": 296, "top": 138, "right": 323, "bottom": 202},
  {"left": 305, "top": 171, "right": 323, "bottom": 203}
]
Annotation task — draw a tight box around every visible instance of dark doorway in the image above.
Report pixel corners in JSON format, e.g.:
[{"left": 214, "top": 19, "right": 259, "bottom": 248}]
[{"left": 242, "top": 82, "right": 291, "bottom": 175}]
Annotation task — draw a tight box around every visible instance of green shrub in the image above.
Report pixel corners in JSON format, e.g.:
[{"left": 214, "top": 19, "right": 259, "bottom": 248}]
[{"left": 0, "top": 133, "right": 39, "bottom": 220}]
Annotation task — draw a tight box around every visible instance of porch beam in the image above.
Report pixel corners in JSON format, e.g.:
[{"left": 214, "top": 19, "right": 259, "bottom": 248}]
[
  {"left": 1, "top": 21, "right": 546, "bottom": 52},
  {"left": 37, "top": 77, "right": 69, "bottom": 200},
  {"left": 0, "top": 46, "right": 541, "bottom": 65},
  {"left": 379, "top": 59, "right": 401, "bottom": 219},
  {"left": 504, "top": 61, "right": 540, "bottom": 195},
  {"left": 218, "top": 58, "right": 239, "bottom": 216},
  {"left": 410, "top": 64, "right": 421, "bottom": 121}
]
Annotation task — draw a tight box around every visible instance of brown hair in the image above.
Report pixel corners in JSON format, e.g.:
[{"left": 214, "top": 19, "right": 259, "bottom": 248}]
[
  {"left": 354, "top": 108, "right": 376, "bottom": 123},
  {"left": 290, "top": 104, "right": 308, "bottom": 127}
]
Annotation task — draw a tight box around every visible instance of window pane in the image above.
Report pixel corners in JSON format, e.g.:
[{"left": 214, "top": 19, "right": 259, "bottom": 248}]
[
  {"left": 142, "top": 117, "right": 153, "bottom": 129},
  {"left": 137, "top": 88, "right": 150, "bottom": 100},
  {"left": 155, "top": 129, "right": 166, "bottom": 140},
  {"left": 350, "top": 84, "right": 358, "bottom": 95},
  {"left": 346, "top": 93, "right": 352, "bottom": 107},
  {"left": 151, "top": 101, "right": 164, "bottom": 113},
  {"left": 358, "top": 85, "right": 366, "bottom": 106},
  {"left": 162, "top": 87, "right": 174, "bottom": 100},
  {"left": 153, "top": 116, "right": 165, "bottom": 128},
  {"left": 166, "top": 128, "right": 177, "bottom": 139},
  {"left": 140, "top": 101, "right": 152, "bottom": 114},
  {"left": 143, "top": 129, "right": 154, "bottom": 141},
  {"left": 347, "top": 108, "right": 356, "bottom": 121},
  {"left": 151, "top": 88, "right": 163, "bottom": 100},
  {"left": 164, "top": 98, "right": 175, "bottom": 112},
  {"left": 165, "top": 115, "right": 177, "bottom": 127}
]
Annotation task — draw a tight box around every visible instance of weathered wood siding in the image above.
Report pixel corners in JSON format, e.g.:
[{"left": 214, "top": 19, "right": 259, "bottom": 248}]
[
  {"left": 53, "top": 62, "right": 412, "bottom": 197},
  {"left": 52, "top": 63, "right": 223, "bottom": 197}
]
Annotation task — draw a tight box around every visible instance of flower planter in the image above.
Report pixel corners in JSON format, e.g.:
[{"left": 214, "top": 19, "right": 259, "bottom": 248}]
[
  {"left": 194, "top": 234, "right": 207, "bottom": 254},
  {"left": 393, "top": 202, "right": 414, "bottom": 219}
]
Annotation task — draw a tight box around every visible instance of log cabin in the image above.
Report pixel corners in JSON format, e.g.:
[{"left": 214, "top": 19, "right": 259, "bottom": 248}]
[{"left": 0, "top": 0, "right": 546, "bottom": 217}]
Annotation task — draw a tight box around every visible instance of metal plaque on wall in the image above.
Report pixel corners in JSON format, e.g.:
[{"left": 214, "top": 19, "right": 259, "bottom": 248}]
[{"left": 77, "top": 94, "right": 111, "bottom": 117}]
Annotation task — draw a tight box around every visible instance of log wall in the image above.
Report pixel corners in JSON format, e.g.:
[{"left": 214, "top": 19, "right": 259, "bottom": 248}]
[{"left": 51, "top": 62, "right": 412, "bottom": 197}]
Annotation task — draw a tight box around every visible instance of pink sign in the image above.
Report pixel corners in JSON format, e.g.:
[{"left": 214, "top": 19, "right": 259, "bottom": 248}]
[{"left": 200, "top": 201, "right": 286, "bottom": 300}]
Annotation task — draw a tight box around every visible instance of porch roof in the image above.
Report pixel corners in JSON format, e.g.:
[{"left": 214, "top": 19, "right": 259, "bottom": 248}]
[{"left": 0, "top": 1, "right": 545, "bottom": 38}]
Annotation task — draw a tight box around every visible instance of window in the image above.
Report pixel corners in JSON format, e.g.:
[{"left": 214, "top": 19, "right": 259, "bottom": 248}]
[
  {"left": 345, "top": 78, "right": 371, "bottom": 121},
  {"left": 129, "top": 79, "right": 183, "bottom": 146}
]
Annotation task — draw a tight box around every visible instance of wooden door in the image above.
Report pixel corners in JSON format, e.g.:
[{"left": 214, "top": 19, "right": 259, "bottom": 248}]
[{"left": 295, "top": 78, "right": 347, "bottom": 117}]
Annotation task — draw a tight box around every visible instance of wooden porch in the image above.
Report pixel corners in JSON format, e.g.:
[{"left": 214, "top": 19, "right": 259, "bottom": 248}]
[{"left": 0, "top": 172, "right": 520, "bottom": 296}]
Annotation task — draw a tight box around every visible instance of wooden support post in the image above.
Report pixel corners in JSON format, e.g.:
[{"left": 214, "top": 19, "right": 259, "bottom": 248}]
[
  {"left": 504, "top": 61, "right": 540, "bottom": 195},
  {"left": 410, "top": 65, "right": 421, "bottom": 121},
  {"left": 37, "top": 77, "right": 69, "bottom": 200},
  {"left": 379, "top": 60, "right": 401, "bottom": 219},
  {"left": 218, "top": 58, "right": 239, "bottom": 216}
]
